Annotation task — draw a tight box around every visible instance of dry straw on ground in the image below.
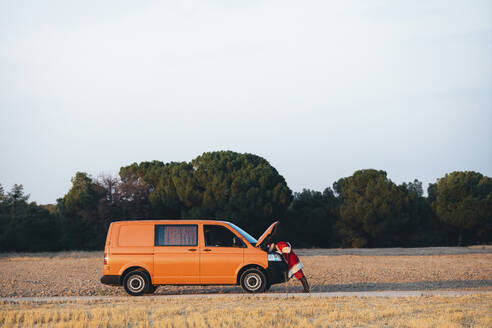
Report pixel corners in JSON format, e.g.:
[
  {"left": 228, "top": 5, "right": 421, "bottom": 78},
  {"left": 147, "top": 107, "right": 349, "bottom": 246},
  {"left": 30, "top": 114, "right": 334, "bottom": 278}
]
[{"left": 1, "top": 294, "right": 491, "bottom": 328}]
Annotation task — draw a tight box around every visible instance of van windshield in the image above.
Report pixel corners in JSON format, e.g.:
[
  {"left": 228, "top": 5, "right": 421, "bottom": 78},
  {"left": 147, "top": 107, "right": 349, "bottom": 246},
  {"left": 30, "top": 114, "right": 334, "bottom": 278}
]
[{"left": 225, "top": 222, "right": 258, "bottom": 245}]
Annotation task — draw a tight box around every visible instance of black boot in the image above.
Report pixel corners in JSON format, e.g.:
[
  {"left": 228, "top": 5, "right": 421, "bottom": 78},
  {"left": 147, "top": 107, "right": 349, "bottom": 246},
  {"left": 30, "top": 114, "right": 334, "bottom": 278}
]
[{"left": 300, "top": 276, "right": 310, "bottom": 293}]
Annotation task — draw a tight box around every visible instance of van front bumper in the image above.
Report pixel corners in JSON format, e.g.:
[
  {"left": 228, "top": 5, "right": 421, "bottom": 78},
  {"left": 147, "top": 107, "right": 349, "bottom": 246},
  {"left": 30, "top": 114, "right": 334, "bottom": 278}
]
[
  {"left": 266, "top": 260, "right": 288, "bottom": 285},
  {"left": 100, "top": 275, "right": 120, "bottom": 286}
]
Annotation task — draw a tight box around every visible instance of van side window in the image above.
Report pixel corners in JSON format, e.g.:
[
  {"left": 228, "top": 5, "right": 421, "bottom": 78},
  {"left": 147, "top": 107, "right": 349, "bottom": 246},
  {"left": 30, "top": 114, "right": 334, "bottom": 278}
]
[
  {"left": 155, "top": 225, "right": 198, "bottom": 246},
  {"left": 204, "top": 225, "right": 246, "bottom": 247}
]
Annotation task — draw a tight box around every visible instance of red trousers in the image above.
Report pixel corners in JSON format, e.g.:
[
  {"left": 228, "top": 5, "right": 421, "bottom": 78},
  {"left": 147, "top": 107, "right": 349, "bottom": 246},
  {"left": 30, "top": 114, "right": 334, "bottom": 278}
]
[{"left": 282, "top": 251, "right": 305, "bottom": 280}]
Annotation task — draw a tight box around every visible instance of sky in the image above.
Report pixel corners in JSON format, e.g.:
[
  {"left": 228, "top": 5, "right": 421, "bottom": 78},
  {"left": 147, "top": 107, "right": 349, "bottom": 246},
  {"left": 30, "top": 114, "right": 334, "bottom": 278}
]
[{"left": 1, "top": 0, "right": 491, "bottom": 204}]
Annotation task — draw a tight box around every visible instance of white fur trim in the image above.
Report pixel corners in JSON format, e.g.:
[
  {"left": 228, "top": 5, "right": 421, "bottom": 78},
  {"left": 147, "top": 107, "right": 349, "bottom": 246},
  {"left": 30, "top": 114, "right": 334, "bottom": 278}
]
[{"left": 288, "top": 262, "right": 303, "bottom": 278}]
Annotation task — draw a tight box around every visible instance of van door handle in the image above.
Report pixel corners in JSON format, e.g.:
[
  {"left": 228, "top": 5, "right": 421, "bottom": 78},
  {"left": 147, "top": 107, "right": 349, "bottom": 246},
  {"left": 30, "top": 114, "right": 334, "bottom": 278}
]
[
  {"left": 203, "top": 249, "right": 212, "bottom": 252},
  {"left": 188, "top": 248, "right": 197, "bottom": 252}
]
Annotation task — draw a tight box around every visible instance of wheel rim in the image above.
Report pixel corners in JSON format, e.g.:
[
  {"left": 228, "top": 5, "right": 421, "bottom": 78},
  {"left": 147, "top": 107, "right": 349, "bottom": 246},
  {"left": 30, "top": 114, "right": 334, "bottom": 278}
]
[
  {"left": 245, "top": 273, "right": 262, "bottom": 291},
  {"left": 127, "top": 275, "right": 145, "bottom": 293}
]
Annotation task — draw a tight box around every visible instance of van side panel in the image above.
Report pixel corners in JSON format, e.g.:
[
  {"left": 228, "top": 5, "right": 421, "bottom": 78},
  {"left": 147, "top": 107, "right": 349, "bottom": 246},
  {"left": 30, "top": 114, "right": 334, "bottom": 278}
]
[
  {"left": 240, "top": 246, "right": 269, "bottom": 275},
  {"left": 109, "top": 223, "right": 154, "bottom": 279},
  {"left": 118, "top": 225, "right": 153, "bottom": 247}
]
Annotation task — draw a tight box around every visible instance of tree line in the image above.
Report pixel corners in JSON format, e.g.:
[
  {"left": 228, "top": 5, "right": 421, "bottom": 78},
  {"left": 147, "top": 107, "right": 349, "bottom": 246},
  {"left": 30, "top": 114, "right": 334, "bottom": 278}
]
[{"left": 1, "top": 151, "right": 491, "bottom": 252}]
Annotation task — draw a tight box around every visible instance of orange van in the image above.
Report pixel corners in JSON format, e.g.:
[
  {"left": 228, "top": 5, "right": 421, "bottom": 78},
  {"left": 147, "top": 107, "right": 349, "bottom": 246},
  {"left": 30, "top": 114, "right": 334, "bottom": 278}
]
[{"left": 100, "top": 220, "right": 287, "bottom": 295}]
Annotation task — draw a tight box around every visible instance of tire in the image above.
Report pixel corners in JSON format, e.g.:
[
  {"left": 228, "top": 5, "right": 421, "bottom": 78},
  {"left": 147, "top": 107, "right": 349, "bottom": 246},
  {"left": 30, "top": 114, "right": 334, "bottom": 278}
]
[
  {"left": 146, "top": 285, "right": 157, "bottom": 294},
  {"left": 123, "top": 271, "right": 149, "bottom": 296},
  {"left": 240, "top": 268, "right": 266, "bottom": 293}
]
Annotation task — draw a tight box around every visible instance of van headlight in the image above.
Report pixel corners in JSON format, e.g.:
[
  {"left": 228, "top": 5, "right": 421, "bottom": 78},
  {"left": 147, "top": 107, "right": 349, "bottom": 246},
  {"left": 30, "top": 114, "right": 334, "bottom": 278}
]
[{"left": 268, "top": 253, "right": 283, "bottom": 261}]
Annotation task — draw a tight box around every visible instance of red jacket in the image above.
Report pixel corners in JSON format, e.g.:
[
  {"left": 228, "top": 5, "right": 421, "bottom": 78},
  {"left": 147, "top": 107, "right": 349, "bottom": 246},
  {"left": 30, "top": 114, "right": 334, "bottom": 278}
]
[{"left": 273, "top": 241, "right": 304, "bottom": 279}]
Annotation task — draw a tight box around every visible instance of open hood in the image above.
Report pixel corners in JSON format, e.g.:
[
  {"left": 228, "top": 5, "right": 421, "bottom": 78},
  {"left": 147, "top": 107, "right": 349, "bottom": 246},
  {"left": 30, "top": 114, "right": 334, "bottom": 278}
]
[{"left": 255, "top": 221, "right": 279, "bottom": 248}]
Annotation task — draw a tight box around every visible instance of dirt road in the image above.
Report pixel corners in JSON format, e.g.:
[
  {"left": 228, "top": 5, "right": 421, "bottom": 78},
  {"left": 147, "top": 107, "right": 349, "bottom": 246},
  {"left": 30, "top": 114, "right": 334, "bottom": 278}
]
[{"left": 1, "top": 290, "right": 492, "bottom": 304}]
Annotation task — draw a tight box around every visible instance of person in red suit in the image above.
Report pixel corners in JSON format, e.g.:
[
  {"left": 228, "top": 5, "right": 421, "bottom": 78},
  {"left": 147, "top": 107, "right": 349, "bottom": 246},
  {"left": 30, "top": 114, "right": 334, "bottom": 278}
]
[{"left": 269, "top": 241, "right": 310, "bottom": 292}]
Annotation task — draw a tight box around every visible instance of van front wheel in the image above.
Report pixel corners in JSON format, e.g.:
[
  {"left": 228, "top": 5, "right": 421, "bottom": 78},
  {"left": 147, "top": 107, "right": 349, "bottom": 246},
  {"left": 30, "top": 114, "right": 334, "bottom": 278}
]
[
  {"left": 240, "top": 268, "right": 266, "bottom": 293},
  {"left": 123, "top": 271, "right": 149, "bottom": 296}
]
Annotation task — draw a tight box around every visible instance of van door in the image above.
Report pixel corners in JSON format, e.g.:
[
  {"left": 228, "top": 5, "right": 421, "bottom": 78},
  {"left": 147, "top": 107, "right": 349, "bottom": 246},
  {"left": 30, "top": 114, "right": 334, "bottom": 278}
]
[
  {"left": 153, "top": 224, "right": 200, "bottom": 284},
  {"left": 200, "top": 224, "right": 245, "bottom": 284}
]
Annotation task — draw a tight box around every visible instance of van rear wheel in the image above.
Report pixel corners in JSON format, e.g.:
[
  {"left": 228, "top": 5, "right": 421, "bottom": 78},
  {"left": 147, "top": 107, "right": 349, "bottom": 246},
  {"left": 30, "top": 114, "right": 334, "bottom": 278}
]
[
  {"left": 240, "top": 268, "right": 266, "bottom": 293},
  {"left": 123, "top": 271, "right": 149, "bottom": 296}
]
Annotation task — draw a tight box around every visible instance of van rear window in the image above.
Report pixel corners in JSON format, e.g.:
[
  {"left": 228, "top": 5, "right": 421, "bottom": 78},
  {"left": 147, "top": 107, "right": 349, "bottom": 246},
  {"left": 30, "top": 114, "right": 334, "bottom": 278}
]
[{"left": 155, "top": 225, "right": 198, "bottom": 246}]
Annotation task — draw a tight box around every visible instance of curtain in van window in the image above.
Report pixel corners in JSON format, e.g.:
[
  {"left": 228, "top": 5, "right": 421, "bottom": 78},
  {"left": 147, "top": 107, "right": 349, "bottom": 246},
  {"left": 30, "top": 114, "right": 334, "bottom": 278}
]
[{"left": 156, "top": 225, "right": 197, "bottom": 246}]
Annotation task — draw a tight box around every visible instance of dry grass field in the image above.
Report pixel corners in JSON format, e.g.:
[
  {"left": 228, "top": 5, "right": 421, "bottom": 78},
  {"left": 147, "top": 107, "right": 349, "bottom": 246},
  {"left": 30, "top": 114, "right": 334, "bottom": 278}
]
[
  {"left": 1, "top": 248, "right": 491, "bottom": 297},
  {"left": 1, "top": 248, "right": 491, "bottom": 327},
  {"left": 1, "top": 294, "right": 491, "bottom": 328}
]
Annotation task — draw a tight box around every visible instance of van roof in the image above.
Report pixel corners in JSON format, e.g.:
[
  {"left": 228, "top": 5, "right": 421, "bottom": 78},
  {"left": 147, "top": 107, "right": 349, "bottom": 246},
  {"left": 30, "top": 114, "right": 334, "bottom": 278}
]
[{"left": 109, "top": 219, "right": 234, "bottom": 225}]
